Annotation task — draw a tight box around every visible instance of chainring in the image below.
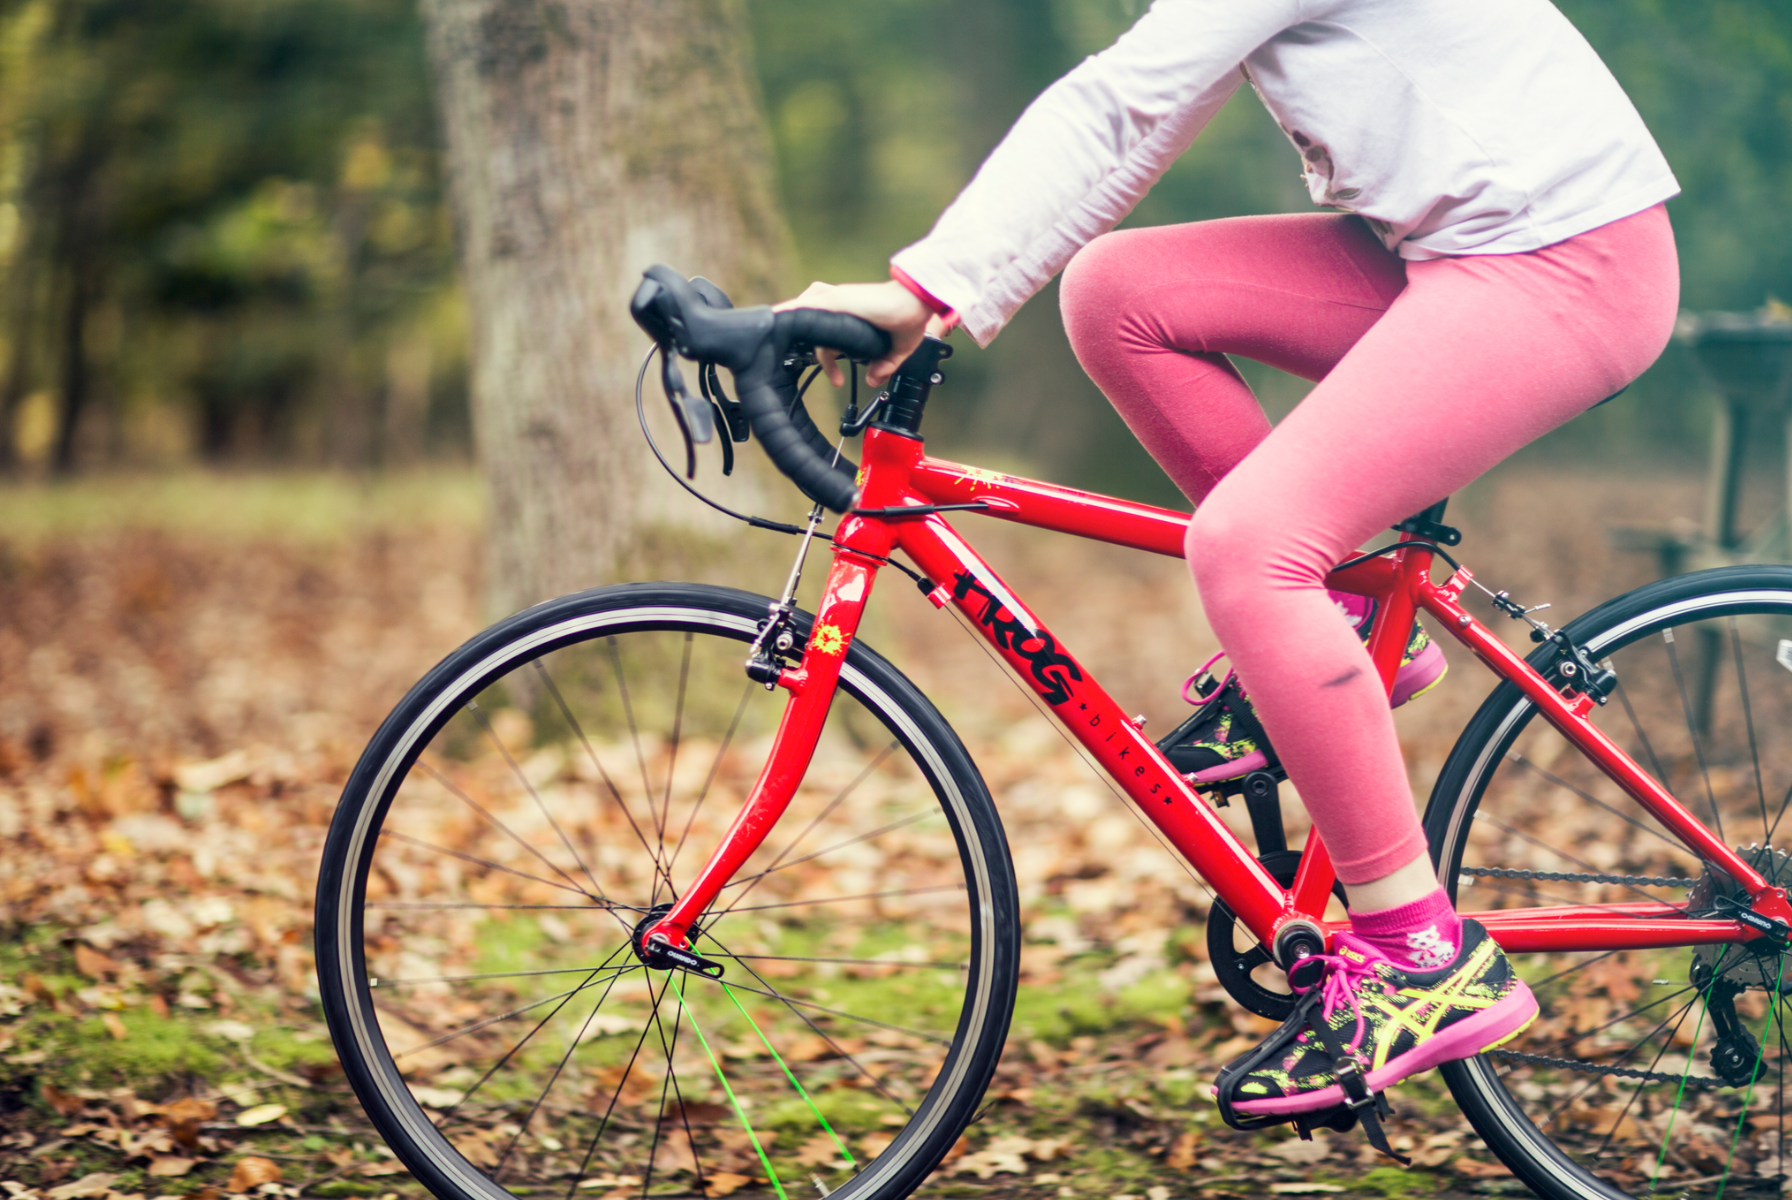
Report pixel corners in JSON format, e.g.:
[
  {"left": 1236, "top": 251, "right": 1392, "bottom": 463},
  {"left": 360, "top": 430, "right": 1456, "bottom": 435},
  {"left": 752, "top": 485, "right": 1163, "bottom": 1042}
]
[{"left": 1206, "top": 850, "right": 1345, "bottom": 1020}]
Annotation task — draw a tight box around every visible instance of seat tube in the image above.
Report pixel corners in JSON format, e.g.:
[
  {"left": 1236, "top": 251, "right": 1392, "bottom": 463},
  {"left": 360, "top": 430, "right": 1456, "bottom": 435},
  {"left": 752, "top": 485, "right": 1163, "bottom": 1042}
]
[{"left": 1366, "top": 541, "right": 1431, "bottom": 695}]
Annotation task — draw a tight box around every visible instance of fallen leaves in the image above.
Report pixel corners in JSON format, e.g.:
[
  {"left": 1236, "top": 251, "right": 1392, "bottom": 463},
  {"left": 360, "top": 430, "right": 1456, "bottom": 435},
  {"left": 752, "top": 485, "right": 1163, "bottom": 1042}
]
[
  {"left": 951, "top": 1134, "right": 1066, "bottom": 1179},
  {"left": 225, "top": 1156, "right": 282, "bottom": 1192},
  {"left": 43, "top": 1174, "right": 115, "bottom": 1200},
  {"left": 72, "top": 946, "right": 119, "bottom": 982},
  {"left": 39, "top": 1086, "right": 82, "bottom": 1120},
  {"left": 232, "top": 1104, "right": 286, "bottom": 1128},
  {"left": 793, "top": 1134, "right": 844, "bottom": 1168},
  {"left": 1164, "top": 1129, "right": 1201, "bottom": 1170},
  {"left": 145, "top": 1157, "right": 195, "bottom": 1178},
  {"left": 1451, "top": 1156, "right": 1512, "bottom": 1178},
  {"left": 701, "top": 1171, "right": 753, "bottom": 1198}
]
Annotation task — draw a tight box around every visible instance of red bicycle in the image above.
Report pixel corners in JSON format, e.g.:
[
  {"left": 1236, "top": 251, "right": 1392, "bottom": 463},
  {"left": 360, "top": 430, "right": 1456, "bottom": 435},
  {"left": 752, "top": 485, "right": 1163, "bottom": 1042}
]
[{"left": 318, "top": 266, "right": 1792, "bottom": 1200}]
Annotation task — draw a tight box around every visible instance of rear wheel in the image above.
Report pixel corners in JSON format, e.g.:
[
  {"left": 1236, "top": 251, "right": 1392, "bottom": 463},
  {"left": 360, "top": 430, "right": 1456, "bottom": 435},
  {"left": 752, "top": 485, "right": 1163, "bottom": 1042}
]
[
  {"left": 1426, "top": 566, "right": 1792, "bottom": 1200},
  {"left": 316, "top": 583, "right": 1020, "bottom": 1200}
]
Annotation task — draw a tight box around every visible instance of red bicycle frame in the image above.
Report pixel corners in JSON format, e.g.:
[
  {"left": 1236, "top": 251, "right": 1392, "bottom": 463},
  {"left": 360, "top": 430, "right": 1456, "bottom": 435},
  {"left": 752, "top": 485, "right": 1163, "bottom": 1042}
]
[{"left": 647, "top": 424, "right": 1792, "bottom": 961}]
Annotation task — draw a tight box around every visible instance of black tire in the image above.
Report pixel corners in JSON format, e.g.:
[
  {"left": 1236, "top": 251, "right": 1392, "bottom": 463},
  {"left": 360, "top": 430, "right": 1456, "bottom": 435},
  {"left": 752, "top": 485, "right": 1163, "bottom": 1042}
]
[
  {"left": 1424, "top": 566, "right": 1792, "bottom": 1200},
  {"left": 316, "top": 583, "right": 1020, "bottom": 1200}
]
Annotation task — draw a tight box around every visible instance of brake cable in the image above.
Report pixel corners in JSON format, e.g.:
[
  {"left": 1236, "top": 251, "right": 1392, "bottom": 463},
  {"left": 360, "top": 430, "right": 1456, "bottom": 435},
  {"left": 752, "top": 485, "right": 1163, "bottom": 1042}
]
[{"left": 632, "top": 344, "right": 931, "bottom": 591}]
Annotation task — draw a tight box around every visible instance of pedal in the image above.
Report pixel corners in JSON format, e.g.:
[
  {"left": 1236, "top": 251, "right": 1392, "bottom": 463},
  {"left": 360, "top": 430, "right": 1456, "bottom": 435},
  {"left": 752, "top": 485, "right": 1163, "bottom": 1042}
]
[{"left": 1211, "top": 990, "right": 1410, "bottom": 1166}]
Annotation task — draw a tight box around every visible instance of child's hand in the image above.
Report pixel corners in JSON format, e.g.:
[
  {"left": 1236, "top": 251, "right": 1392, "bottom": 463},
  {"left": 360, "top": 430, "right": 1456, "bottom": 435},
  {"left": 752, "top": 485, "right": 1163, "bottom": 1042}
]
[{"left": 774, "top": 280, "right": 942, "bottom": 388}]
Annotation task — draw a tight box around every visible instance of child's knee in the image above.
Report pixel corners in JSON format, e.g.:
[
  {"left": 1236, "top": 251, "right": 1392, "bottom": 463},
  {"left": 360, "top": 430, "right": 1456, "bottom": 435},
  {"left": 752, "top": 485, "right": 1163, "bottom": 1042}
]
[
  {"left": 1186, "top": 491, "right": 1327, "bottom": 615},
  {"left": 1184, "top": 497, "right": 1260, "bottom": 609},
  {"left": 1060, "top": 231, "right": 1141, "bottom": 354}
]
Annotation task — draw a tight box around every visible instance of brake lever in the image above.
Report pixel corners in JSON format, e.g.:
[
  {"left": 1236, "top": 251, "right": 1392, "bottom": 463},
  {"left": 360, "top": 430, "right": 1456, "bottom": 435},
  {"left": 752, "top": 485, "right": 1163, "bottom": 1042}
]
[
  {"left": 705, "top": 362, "right": 751, "bottom": 442},
  {"left": 657, "top": 345, "right": 713, "bottom": 478},
  {"left": 696, "top": 365, "right": 735, "bottom": 476}
]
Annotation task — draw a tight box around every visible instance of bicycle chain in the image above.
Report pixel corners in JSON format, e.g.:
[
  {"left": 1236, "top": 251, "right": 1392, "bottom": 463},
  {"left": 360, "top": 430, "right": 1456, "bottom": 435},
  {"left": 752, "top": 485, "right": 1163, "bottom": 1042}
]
[
  {"left": 1460, "top": 866, "right": 1696, "bottom": 889},
  {"left": 1486, "top": 1048, "right": 1723, "bottom": 1090}
]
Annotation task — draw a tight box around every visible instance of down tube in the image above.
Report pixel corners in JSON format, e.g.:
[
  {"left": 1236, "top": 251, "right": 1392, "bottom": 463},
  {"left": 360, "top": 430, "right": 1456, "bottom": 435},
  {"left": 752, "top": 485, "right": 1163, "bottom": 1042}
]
[{"left": 896, "top": 515, "right": 1291, "bottom": 941}]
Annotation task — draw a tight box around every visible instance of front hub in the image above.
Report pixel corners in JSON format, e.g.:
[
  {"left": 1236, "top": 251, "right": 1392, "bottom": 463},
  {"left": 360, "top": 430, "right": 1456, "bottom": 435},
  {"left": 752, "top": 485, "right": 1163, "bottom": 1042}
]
[{"left": 631, "top": 902, "right": 725, "bottom": 978}]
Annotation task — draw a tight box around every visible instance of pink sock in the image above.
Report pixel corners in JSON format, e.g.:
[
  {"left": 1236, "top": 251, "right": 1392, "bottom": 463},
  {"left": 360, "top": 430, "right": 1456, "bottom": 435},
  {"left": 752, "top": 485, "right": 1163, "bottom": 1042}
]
[{"left": 1349, "top": 887, "right": 1463, "bottom": 972}]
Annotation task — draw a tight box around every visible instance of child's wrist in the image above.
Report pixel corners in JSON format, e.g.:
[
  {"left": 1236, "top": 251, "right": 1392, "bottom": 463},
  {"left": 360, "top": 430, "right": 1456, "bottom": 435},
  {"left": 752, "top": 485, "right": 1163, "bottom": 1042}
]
[{"left": 889, "top": 265, "right": 953, "bottom": 318}]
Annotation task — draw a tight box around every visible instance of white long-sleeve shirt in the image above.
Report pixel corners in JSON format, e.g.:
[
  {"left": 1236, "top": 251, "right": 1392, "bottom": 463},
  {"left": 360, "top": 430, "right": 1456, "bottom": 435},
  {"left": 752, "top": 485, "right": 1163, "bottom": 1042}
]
[{"left": 891, "top": 0, "right": 1679, "bottom": 346}]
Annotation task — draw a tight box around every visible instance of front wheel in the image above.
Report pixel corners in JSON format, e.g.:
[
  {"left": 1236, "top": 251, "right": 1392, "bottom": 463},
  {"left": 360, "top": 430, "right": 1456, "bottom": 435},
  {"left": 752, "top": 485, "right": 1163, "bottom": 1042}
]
[
  {"left": 315, "top": 583, "right": 1020, "bottom": 1200},
  {"left": 1427, "top": 566, "right": 1792, "bottom": 1200}
]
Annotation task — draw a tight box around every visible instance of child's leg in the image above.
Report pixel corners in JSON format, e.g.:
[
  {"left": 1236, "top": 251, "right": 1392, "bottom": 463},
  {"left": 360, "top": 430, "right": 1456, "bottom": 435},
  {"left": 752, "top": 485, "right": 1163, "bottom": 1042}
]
[
  {"left": 1060, "top": 212, "right": 1408, "bottom": 504},
  {"left": 1184, "top": 203, "right": 1679, "bottom": 894}
]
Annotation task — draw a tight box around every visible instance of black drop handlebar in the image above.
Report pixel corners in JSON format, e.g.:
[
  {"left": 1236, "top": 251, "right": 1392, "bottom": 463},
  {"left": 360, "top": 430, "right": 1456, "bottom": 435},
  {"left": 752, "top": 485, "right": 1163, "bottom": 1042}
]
[{"left": 629, "top": 264, "right": 892, "bottom": 514}]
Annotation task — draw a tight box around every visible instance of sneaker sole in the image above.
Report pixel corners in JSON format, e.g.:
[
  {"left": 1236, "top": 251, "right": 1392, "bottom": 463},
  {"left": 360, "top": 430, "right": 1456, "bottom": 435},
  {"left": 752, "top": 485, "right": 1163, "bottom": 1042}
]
[
  {"left": 1227, "top": 981, "right": 1539, "bottom": 1116},
  {"left": 1390, "top": 640, "right": 1447, "bottom": 709},
  {"left": 1187, "top": 749, "right": 1271, "bottom": 785}
]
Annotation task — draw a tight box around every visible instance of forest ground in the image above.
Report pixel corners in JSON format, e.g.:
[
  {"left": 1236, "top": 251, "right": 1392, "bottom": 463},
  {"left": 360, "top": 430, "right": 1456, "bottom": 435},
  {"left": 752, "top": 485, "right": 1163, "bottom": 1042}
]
[{"left": 0, "top": 464, "right": 1719, "bottom": 1200}]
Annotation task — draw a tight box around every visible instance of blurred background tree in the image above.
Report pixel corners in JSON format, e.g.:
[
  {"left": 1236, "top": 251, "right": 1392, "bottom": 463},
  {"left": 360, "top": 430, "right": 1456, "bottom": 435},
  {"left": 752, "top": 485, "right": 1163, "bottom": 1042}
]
[
  {"left": 0, "top": 0, "right": 1789, "bottom": 509},
  {"left": 420, "top": 0, "right": 792, "bottom": 613}
]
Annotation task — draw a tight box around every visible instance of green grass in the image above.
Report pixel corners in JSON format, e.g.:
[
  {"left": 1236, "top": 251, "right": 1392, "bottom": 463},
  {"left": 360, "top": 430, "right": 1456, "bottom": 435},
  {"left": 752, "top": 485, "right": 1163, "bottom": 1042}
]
[{"left": 0, "top": 467, "right": 483, "bottom": 544}]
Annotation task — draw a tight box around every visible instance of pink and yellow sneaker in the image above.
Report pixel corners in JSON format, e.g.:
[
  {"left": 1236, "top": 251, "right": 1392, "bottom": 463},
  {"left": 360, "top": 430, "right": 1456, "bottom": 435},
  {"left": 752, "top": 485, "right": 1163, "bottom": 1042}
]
[
  {"left": 1159, "top": 594, "right": 1445, "bottom": 784},
  {"left": 1216, "top": 921, "right": 1537, "bottom": 1116}
]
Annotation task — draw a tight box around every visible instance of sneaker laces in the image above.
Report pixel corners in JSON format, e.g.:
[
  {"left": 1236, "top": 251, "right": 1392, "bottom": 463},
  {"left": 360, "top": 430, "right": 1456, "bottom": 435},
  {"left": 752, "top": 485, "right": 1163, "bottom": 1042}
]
[
  {"left": 1181, "top": 650, "right": 1235, "bottom": 706},
  {"left": 1291, "top": 933, "right": 1391, "bottom": 1048}
]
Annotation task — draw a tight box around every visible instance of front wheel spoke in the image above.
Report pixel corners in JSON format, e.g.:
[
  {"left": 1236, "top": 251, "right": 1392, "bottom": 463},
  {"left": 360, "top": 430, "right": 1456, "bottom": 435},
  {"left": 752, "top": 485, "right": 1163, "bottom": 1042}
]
[
  {"left": 659, "top": 634, "right": 694, "bottom": 861},
  {"left": 722, "top": 883, "right": 966, "bottom": 914},
  {"left": 667, "top": 680, "right": 756, "bottom": 876},
  {"left": 703, "top": 936, "right": 917, "bottom": 1115},
  {"left": 390, "top": 970, "right": 637, "bottom": 1060},
  {"left": 642, "top": 976, "right": 707, "bottom": 1194},
  {"left": 379, "top": 830, "right": 596, "bottom": 901},
  {"left": 411, "top": 762, "right": 601, "bottom": 901},
  {"left": 683, "top": 972, "right": 951, "bottom": 1048},
  {"left": 369, "top": 901, "right": 644, "bottom": 913},
  {"left": 607, "top": 636, "right": 661, "bottom": 841},
  {"left": 751, "top": 741, "right": 902, "bottom": 882},
  {"left": 533, "top": 659, "right": 677, "bottom": 900},
  {"left": 720, "top": 809, "right": 936, "bottom": 901},
  {"left": 566, "top": 980, "right": 670, "bottom": 1200},
  {"left": 374, "top": 964, "right": 636, "bottom": 988},
  {"left": 447, "top": 950, "right": 632, "bottom": 1139},
  {"left": 465, "top": 694, "right": 610, "bottom": 904},
  {"left": 490, "top": 973, "right": 631, "bottom": 1177},
  {"left": 706, "top": 951, "right": 967, "bottom": 972}
]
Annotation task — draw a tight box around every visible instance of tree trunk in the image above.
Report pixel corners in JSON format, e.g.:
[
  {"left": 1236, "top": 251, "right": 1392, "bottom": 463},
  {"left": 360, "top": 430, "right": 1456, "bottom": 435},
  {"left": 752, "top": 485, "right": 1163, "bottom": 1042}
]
[{"left": 421, "top": 0, "right": 792, "bottom": 616}]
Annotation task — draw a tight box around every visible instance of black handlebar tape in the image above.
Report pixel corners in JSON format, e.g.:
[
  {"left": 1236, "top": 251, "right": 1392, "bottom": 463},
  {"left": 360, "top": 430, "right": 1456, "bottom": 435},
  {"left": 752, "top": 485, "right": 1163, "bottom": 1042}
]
[
  {"left": 767, "top": 359, "right": 858, "bottom": 487},
  {"left": 778, "top": 307, "right": 891, "bottom": 363},
  {"left": 730, "top": 309, "right": 892, "bottom": 512},
  {"left": 633, "top": 264, "right": 893, "bottom": 513},
  {"left": 733, "top": 350, "right": 853, "bottom": 509}
]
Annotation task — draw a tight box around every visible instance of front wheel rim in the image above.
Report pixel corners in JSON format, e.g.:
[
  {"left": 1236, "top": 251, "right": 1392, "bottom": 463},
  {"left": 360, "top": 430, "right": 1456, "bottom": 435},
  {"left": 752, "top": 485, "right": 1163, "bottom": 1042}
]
[{"left": 318, "top": 593, "right": 1014, "bottom": 1200}]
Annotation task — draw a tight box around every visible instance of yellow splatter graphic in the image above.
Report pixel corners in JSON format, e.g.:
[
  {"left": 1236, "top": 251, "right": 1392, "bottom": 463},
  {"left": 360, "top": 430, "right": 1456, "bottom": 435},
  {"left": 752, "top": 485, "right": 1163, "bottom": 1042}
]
[
  {"left": 811, "top": 624, "right": 846, "bottom": 656},
  {"left": 963, "top": 467, "right": 1005, "bottom": 491}
]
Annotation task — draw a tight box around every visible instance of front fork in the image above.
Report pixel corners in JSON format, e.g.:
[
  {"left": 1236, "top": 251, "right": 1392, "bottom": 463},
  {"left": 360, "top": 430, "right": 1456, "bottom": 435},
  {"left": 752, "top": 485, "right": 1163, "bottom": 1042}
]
[{"left": 638, "top": 549, "right": 882, "bottom": 960}]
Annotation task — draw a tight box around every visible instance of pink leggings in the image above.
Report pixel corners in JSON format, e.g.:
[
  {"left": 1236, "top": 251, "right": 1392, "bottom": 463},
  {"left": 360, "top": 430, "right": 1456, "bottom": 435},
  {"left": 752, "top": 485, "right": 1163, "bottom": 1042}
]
[{"left": 1060, "top": 204, "right": 1679, "bottom": 886}]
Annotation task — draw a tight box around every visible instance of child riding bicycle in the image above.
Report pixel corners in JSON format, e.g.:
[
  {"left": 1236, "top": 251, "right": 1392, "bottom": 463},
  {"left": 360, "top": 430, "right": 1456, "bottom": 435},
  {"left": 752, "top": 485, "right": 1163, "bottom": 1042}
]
[{"left": 780, "top": 0, "right": 1680, "bottom": 1129}]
